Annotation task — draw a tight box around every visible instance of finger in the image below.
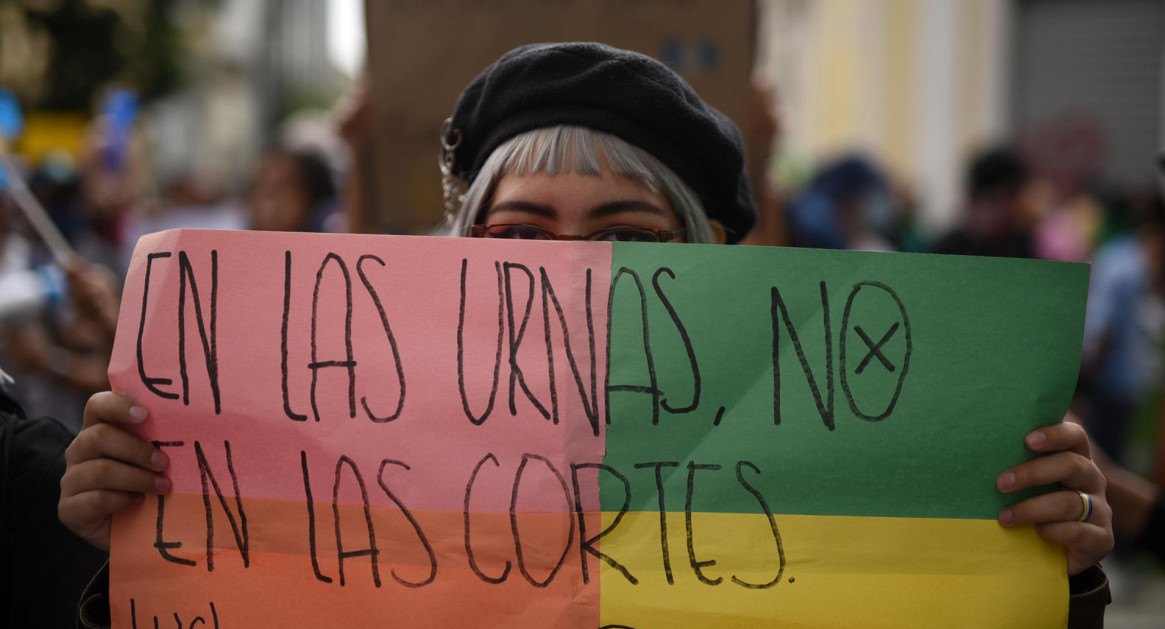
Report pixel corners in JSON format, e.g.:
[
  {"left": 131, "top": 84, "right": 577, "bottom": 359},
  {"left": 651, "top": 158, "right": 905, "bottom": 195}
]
[
  {"left": 64, "top": 422, "right": 168, "bottom": 472},
  {"left": 999, "top": 489, "right": 1109, "bottom": 527},
  {"left": 81, "top": 391, "right": 148, "bottom": 430},
  {"left": 58, "top": 490, "right": 145, "bottom": 553},
  {"left": 997, "top": 451, "right": 1105, "bottom": 494},
  {"left": 1034, "top": 521, "right": 1114, "bottom": 576},
  {"left": 60, "top": 457, "right": 170, "bottom": 498},
  {"left": 1035, "top": 520, "right": 1109, "bottom": 548},
  {"left": 1024, "top": 421, "right": 1091, "bottom": 458}
]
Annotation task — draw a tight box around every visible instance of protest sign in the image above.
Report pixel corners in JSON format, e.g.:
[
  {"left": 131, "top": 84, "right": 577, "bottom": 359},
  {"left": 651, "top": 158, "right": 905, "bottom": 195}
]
[{"left": 108, "top": 230, "right": 1086, "bottom": 628}]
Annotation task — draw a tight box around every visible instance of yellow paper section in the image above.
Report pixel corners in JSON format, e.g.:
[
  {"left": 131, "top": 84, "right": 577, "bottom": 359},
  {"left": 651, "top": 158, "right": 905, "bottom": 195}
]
[{"left": 598, "top": 512, "right": 1066, "bottom": 629}]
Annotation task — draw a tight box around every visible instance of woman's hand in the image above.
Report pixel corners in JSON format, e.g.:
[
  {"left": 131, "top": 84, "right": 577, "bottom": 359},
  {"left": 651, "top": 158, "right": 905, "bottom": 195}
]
[
  {"left": 59, "top": 391, "right": 170, "bottom": 551},
  {"left": 996, "top": 420, "right": 1113, "bottom": 575}
]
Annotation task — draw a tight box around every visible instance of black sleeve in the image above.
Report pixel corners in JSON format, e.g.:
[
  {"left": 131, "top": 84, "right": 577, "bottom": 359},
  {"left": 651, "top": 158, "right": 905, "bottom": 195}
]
[
  {"left": 1, "top": 393, "right": 109, "bottom": 629},
  {"left": 1067, "top": 564, "right": 1110, "bottom": 629}
]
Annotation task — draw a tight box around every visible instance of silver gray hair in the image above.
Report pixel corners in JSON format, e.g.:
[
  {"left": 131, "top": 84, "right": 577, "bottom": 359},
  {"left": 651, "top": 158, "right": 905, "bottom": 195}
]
[{"left": 441, "top": 125, "right": 716, "bottom": 243}]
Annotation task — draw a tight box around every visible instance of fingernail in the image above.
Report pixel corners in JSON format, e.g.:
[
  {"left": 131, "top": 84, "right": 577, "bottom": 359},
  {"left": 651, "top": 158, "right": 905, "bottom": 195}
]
[
  {"left": 1026, "top": 431, "right": 1047, "bottom": 448},
  {"left": 997, "top": 471, "right": 1016, "bottom": 491},
  {"left": 155, "top": 475, "right": 172, "bottom": 494},
  {"left": 150, "top": 450, "right": 168, "bottom": 471},
  {"left": 128, "top": 406, "right": 149, "bottom": 423},
  {"left": 999, "top": 508, "right": 1014, "bottom": 526}
]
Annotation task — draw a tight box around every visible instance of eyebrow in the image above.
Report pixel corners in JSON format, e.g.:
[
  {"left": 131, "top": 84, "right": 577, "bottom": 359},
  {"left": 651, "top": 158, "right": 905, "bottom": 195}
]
[
  {"left": 487, "top": 201, "right": 555, "bottom": 218},
  {"left": 488, "top": 200, "right": 668, "bottom": 219}
]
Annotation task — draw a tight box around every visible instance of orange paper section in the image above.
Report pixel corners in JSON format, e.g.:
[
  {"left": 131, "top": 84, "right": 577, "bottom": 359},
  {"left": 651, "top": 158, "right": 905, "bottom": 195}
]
[{"left": 112, "top": 493, "right": 601, "bottom": 628}]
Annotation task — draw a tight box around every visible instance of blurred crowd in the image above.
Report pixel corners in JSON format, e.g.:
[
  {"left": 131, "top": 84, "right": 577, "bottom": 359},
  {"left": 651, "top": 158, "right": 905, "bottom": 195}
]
[
  {"left": 776, "top": 136, "right": 1165, "bottom": 489},
  {"left": 1, "top": 81, "right": 1163, "bottom": 571},
  {"left": 0, "top": 94, "right": 346, "bottom": 431}
]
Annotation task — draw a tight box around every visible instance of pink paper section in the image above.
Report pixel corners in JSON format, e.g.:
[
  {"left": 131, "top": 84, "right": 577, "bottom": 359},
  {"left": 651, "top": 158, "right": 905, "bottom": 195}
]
[{"left": 109, "top": 230, "right": 611, "bottom": 514}]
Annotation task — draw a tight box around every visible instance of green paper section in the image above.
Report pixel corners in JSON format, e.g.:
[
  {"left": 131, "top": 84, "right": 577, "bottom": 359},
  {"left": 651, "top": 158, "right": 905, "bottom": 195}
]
[{"left": 602, "top": 244, "right": 1088, "bottom": 520}]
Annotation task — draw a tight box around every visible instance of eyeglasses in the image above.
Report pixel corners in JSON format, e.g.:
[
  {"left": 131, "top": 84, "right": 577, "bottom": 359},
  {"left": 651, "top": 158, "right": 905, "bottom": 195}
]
[{"left": 471, "top": 223, "right": 684, "bottom": 243}]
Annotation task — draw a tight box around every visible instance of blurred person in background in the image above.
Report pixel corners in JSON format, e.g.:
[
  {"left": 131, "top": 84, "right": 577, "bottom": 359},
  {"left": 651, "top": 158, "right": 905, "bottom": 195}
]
[
  {"left": 334, "top": 84, "right": 375, "bottom": 235},
  {"left": 27, "top": 151, "right": 88, "bottom": 248},
  {"left": 246, "top": 147, "right": 339, "bottom": 233},
  {"left": 887, "top": 179, "right": 929, "bottom": 253},
  {"left": 1090, "top": 184, "right": 1140, "bottom": 249},
  {"left": 0, "top": 183, "right": 120, "bottom": 432},
  {"left": 787, "top": 153, "right": 896, "bottom": 251},
  {"left": 1023, "top": 113, "right": 1106, "bottom": 264},
  {"left": 739, "top": 80, "right": 788, "bottom": 247},
  {"left": 119, "top": 167, "right": 247, "bottom": 247},
  {"left": 1092, "top": 440, "right": 1165, "bottom": 564},
  {"left": 1078, "top": 188, "right": 1165, "bottom": 467},
  {"left": 933, "top": 146, "right": 1035, "bottom": 259},
  {"left": 1033, "top": 186, "right": 1104, "bottom": 263},
  {"left": 75, "top": 90, "right": 150, "bottom": 277}
]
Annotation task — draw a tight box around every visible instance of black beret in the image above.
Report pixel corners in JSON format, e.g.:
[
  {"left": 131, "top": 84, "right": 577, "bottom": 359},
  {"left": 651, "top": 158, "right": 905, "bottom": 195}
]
[{"left": 444, "top": 42, "right": 757, "bottom": 243}]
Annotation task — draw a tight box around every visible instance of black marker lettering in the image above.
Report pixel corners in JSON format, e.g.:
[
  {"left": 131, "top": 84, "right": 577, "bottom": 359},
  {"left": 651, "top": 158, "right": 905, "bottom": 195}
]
[
  {"left": 839, "top": 281, "right": 913, "bottom": 421},
  {"left": 685, "top": 462, "right": 722, "bottom": 585},
  {"left": 572, "top": 463, "right": 636, "bottom": 584},
  {"left": 853, "top": 324, "right": 898, "bottom": 374},
  {"left": 464, "top": 453, "right": 510, "bottom": 583},
  {"left": 377, "top": 459, "right": 437, "bottom": 587},
  {"left": 152, "top": 440, "right": 194, "bottom": 566},
  {"left": 194, "top": 441, "right": 248, "bottom": 571},
  {"left": 503, "top": 263, "right": 549, "bottom": 419},
  {"left": 731, "top": 461, "right": 785, "bottom": 588},
  {"left": 356, "top": 255, "right": 406, "bottom": 422},
  {"left": 137, "top": 252, "right": 178, "bottom": 399},
  {"left": 457, "top": 259, "right": 504, "bottom": 424},
  {"left": 606, "top": 268, "right": 661, "bottom": 425},
  {"left": 300, "top": 450, "right": 332, "bottom": 583},
  {"left": 540, "top": 267, "right": 599, "bottom": 433},
  {"left": 511, "top": 454, "right": 573, "bottom": 587},
  {"left": 282, "top": 251, "right": 307, "bottom": 421},
  {"left": 770, "top": 282, "right": 834, "bottom": 430},
  {"left": 653, "top": 268, "right": 700, "bottom": 414},
  {"left": 177, "top": 251, "right": 220, "bottom": 414},
  {"left": 310, "top": 253, "right": 357, "bottom": 422},
  {"left": 635, "top": 461, "right": 679, "bottom": 584},
  {"left": 332, "top": 455, "right": 380, "bottom": 587}
]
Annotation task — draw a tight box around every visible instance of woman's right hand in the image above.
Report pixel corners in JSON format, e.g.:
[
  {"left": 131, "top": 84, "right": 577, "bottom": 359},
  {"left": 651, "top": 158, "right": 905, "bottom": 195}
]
[{"left": 59, "top": 391, "right": 171, "bottom": 551}]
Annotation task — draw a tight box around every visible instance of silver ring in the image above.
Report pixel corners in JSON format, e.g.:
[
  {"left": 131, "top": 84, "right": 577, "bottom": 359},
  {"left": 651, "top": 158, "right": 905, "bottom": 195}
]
[{"left": 1074, "top": 490, "right": 1093, "bottom": 523}]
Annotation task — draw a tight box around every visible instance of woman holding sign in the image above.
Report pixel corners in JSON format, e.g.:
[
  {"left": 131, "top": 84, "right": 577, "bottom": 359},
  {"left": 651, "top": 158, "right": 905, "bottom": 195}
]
[{"left": 60, "top": 42, "right": 1112, "bottom": 627}]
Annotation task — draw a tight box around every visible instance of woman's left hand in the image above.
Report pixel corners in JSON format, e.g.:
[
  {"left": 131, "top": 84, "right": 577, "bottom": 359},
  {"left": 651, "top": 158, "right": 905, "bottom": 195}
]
[{"left": 996, "top": 420, "right": 1114, "bottom": 575}]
